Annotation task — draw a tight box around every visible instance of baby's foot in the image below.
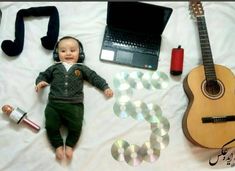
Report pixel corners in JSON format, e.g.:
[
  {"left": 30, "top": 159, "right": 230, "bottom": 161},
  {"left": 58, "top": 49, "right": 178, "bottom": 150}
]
[
  {"left": 65, "top": 146, "right": 73, "bottom": 160},
  {"left": 55, "top": 146, "right": 64, "bottom": 160}
]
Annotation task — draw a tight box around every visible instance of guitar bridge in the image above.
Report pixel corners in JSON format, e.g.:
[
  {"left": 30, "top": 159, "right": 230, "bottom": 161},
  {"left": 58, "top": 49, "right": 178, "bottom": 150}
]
[{"left": 202, "top": 115, "right": 235, "bottom": 123}]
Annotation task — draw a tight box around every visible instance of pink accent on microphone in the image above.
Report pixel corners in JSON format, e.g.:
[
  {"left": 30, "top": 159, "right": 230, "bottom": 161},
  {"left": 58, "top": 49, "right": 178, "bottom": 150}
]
[{"left": 22, "top": 118, "right": 41, "bottom": 132}]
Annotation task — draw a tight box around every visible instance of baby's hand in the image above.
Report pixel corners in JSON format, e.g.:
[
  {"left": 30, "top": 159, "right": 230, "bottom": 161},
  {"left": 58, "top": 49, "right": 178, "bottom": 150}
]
[
  {"left": 35, "top": 81, "right": 49, "bottom": 92},
  {"left": 104, "top": 88, "right": 113, "bottom": 98}
]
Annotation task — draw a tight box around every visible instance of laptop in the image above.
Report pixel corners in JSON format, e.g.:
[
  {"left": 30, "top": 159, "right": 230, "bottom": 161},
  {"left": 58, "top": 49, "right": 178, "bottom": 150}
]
[{"left": 99, "top": 2, "right": 173, "bottom": 70}]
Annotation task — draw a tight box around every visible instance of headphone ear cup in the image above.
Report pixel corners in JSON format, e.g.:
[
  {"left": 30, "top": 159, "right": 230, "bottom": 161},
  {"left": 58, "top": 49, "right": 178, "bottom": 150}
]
[
  {"left": 78, "top": 41, "right": 85, "bottom": 63},
  {"left": 53, "top": 49, "right": 59, "bottom": 62},
  {"left": 52, "top": 41, "right": 60, "bottom": 62},
  {"left": 53, "top": 51, "right": 60, "bottom": 62},
  {"left": 78, "top": 53, "right": 85, "bottom": 63}
]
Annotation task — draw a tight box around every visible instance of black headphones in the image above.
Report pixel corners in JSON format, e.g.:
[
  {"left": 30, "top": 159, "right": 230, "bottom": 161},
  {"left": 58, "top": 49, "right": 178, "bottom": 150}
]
[{"left": 53, "top": 36, "right": 85, "bottom": 63}]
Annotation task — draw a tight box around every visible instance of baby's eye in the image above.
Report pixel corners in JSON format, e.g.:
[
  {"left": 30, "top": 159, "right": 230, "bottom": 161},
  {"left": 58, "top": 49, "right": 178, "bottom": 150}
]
[{"left": 71, "top": 50, "right": 75, "bottom": 52}]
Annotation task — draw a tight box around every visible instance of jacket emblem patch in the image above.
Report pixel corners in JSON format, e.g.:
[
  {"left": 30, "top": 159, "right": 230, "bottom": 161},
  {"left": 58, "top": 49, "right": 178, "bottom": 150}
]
[{"left": 75, "top": 69, "right": 81, "bottom": 76}]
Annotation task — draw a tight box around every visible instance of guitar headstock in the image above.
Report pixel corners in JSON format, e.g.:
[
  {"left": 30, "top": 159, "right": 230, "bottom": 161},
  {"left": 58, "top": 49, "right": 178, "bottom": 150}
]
[{"left": 189, "top": 0, "right": 204, "bottom": 19}]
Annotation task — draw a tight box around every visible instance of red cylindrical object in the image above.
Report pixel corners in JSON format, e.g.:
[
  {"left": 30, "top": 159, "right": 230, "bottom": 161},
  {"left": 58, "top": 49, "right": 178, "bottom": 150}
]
[{"left": 170, "top": 45, "right": 184, "bottom": 75}]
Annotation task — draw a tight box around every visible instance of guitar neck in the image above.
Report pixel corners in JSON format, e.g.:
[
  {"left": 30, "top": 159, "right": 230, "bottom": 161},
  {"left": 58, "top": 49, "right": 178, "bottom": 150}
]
[{"left": 196, "top": 15, "right": 217, "bottom": 81}]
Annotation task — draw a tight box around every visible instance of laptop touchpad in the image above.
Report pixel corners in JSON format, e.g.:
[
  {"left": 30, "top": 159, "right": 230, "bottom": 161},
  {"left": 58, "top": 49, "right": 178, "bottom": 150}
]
[
  {"left": 116, "top": 50, "right": 133, "bottom": 64},
  {"left": 132, "top": 53, "right": 157, "bottom": 68}
]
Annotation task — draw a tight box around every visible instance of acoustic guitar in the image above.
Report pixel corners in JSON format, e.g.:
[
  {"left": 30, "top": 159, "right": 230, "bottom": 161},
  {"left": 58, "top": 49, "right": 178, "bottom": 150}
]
[{"left": 182, "top": 0, "right": 235, "bottom": 148}]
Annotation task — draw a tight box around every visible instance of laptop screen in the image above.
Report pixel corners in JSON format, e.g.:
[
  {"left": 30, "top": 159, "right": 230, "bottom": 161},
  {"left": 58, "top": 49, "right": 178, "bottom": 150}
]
[{"left": 107, "top": 2, "right": 172, "bottom": 36}]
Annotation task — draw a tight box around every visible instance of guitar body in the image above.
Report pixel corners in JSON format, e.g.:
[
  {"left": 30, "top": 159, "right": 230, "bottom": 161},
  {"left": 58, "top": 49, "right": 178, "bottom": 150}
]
[{"left": 183, "top": 64, "right": 235, "bottom": 148}]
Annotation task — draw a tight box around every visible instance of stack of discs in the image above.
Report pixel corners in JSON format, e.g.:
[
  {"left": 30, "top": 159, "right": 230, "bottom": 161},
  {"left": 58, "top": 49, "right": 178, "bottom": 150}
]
[
  {"left": 144, "top": 103, "right": 163, "bottom": 123},
  {"left": 111, "top": 71, "right": 171, "bottom": 166},
  {"left": 113, "top": 101, "right": 135, "bottom": 119},
  {"left": 115, "top": 87, "right": 133, "bottom": 103},
  {"left": 113, "top": 72, "right": 132, "bottom": 103},
  {"left": 150, "top": 133, "right": 169, "bottom": 150},
  {"left": 149, "top": 115, "right": 170, "bottom": 150},
  {"left": 111, "top": 140, "right": 143, "bottom": 166},
  {"left": 151, "top": 71, "right": 169, "bottom": 89},
  {"left": 130, "top": 101, "right": 149, "bottom": 121},
  {"left": 113, "top": 71, "right": 129, "bottom": 89},
  {"left": 124, "top": 144, "right": 143, "bottom": 166},
  {"left": 111, "top": 139, "right": 130, "bottom": 162},
  {"left": 114, "top": 70, "right": 169, "bottom": 91},
  {"left": 127, "top": 71, "right": 144, "bottom": 89},
  {"left": 150, "top": 116, "right": 170, "bottom": 136},
  {"left": 111, "top": 140, "right": 163, "bottom": 166},
  {"left": 141, "top": 72, "right": 153, "bottom": 89},
  {"left": 139, "top": 141, "right": 160, "bottom": 163}
]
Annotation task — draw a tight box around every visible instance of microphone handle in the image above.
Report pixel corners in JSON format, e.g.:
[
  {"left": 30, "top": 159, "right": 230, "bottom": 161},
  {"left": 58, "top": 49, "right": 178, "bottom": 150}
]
[{"left": 22, "top": 118, "right": 41, "bottom": 132}]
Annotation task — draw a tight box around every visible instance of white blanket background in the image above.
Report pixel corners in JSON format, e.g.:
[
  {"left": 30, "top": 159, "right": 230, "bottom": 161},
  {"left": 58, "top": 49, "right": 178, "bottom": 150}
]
[{"left": 0, "top": 2, "right": 235, "bottom": 171}]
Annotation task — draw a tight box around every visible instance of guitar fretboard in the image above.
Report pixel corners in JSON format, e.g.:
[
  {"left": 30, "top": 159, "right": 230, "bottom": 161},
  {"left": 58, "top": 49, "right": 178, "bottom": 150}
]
[{"left": 196, "top": 16, "right": 217, "bottom": 81}]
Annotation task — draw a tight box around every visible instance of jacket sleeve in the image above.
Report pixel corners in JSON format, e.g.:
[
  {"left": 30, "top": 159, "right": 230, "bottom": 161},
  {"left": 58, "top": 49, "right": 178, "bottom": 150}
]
[
  {"left": 81, "top": 65, "right": 109, "bottom": 91},
  {"left": 35, "top": 65, "right": 54, "bottom": 85}
]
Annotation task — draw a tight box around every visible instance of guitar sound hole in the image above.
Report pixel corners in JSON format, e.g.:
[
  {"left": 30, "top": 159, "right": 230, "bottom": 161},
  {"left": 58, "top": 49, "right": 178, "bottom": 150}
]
[
  {"left": 205, "top": 80, "right": 221, "bottom": 95},
  {"left": 202, "top": 80, "right": 224, "bottom": 99}
]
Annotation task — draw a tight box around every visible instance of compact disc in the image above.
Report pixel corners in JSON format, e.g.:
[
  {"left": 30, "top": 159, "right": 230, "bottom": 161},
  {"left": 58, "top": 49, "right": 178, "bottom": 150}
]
[
  {"left": 115, "top": 87, "right": 133, "bottom": 103},
  {"left": 113, "top": 71, "right": 130, "bottom": 89},
  {"left": 141, "top": 72, "right": 153, "bottom": 89},
  {"left": 144, "top": 103, "right": 162, "bottom": 123},
  {"left": 111, "top": 139, "right": 130, "bottom": 162},
  {"left": 151, "top": 71, "right": 169, "bottom": 89},
  {"left": 113, "top": 101, "right": 135, "bottom": 118},
  {"left": 150, "top": 116, "right": 170, "bottom": 136},
  {"left": 130, "top": 101, "right": 149, "bottom": 121},
  {"left": 127, "top": 71, "right": 144, "bottom": 89},
  {"left": 139, "top": 141, "right": 160, "bottom": 162},
  {"left": 124, "top": 144, "right": 143, "bottom": 166},
  {"left": 150, "top": 133, "right": 169, "bottom": 150}
]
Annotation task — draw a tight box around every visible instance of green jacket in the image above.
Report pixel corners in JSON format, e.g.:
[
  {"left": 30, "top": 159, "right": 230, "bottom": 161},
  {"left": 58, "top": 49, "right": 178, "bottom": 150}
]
[{"left": 36, "top": 63, "right": 109, "bottom": 103}]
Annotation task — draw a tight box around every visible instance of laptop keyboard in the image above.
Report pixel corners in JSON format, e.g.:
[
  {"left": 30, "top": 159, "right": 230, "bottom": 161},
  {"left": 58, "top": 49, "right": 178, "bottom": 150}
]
[{"left": 104, "top": 28, "right": 160, "bottom": 55}]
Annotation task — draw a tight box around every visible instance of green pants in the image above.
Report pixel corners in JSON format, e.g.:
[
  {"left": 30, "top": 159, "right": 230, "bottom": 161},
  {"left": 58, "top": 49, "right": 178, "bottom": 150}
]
[{"left": 44, "top": 101, "right": 84, "bottom": 149}]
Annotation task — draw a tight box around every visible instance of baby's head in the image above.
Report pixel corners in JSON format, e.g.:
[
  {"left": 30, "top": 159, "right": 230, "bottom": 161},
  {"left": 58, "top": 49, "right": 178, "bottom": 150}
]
[{"left": 53, "top": 36, "right": 85, "bottom": 63}]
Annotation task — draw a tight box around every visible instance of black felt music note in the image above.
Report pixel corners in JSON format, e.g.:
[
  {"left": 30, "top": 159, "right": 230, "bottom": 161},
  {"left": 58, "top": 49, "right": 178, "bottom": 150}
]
[{"left": 1, "top": 6, "right": 59, "bottom": 56}]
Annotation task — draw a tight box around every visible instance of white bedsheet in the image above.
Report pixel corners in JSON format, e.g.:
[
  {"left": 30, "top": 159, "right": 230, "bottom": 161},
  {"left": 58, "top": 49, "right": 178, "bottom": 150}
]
[{"left": 0, "top": 2, "right": 235, "bottom": 171}]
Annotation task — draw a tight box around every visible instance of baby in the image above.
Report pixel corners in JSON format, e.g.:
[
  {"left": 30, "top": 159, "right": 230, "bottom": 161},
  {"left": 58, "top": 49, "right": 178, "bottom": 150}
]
[{"left": 35, "top": 36, "right": 113, "bottom": 161}]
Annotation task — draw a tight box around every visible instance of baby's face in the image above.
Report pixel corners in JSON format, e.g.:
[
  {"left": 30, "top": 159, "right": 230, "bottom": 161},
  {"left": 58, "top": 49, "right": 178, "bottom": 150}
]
[{"left": 58, "top": 38, "right": 79, "bottom": 64}]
